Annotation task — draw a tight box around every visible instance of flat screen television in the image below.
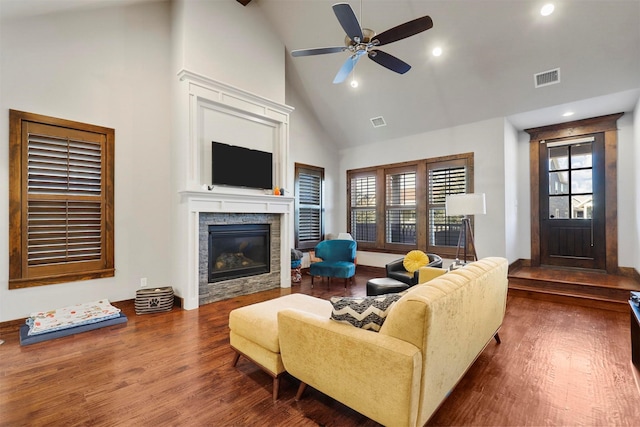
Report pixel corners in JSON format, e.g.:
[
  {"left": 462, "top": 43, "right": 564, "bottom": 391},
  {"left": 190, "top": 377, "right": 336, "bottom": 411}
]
[{"left": 211, "top": 141, "right": 273, "bottom": 190}]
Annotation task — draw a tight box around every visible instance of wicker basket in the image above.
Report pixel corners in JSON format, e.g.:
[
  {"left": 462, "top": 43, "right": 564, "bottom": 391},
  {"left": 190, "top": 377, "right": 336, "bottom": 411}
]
[{"left": 135, "top": 287, "right": 174, "bottom": 314}]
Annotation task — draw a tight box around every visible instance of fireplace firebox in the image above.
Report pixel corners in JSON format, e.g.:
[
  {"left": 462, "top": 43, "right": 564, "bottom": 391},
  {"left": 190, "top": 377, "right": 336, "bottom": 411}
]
[{"left": 208, "top": 224, "right": 270, "bottom": 282}]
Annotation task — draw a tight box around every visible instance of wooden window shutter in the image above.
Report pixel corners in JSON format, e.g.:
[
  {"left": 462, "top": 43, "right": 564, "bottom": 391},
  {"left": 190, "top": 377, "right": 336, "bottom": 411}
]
[
  {"left": 385, "top": 168, "right": 417, "bottom": 246},
  {"left": 9, "top": 110, "right": 115, "bottom": 289},
  {"left": 295, "top": 164, "right": 324, "bottom": 250},
  {"left": 349, "top": 172, "right": 377, "bottom": 244},
  {"left": 427, "top": 159, "right": 469, "bottom": 253}
]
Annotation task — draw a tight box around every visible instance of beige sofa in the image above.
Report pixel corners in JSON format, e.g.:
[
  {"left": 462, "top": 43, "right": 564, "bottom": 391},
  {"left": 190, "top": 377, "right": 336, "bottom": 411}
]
[{"left": 277, "top": 257, "right": 508, "bottom": 427}]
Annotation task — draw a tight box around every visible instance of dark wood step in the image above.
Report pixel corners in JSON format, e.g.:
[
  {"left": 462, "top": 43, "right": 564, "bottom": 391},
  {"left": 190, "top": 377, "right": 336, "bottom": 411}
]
[{"left": 508, "top": 266, "right": 640, "bottom": 312}]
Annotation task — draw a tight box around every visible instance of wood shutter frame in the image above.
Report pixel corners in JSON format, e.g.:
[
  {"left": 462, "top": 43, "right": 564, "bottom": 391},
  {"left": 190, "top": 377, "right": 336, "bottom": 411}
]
[
  {"left": 9, "top": 110, "right": 115, "bottom": 289},
  {"left": 294, "top": 163, "right": 324, "bottom": 250}
]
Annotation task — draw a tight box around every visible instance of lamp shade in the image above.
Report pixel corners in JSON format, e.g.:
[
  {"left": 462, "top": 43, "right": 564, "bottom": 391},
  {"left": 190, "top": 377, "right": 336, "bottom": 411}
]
[
  {"left": 445, "top": 193, "right": 486, "bottom": 216},
  {"left": 337, "top": 232, "right": 353, "bottom": 240}
]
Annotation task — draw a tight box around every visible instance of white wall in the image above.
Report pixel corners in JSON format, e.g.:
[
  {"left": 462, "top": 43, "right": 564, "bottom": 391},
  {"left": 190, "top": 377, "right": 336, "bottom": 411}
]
[
  {"left": 177, "top": 0, "right": 285, "bottom": 104},
  {"left": 618, "top": 113, "right": 638, "bottom": 269},
  {"left": 286, "top": 82, "right": 341, "bottom": 237},
  {"left": 633, "top": 98, "right": 640, "bottom": 272},
  {"left": 503, "top": 118, "right": 520, "bottom": 264},
  {"left": 516, "top": 130, "right": 532, "bottom": 260},
  {"left": 0, "top": 2, "right": 173, "bottom": 322},
  {"left": 338, "top": 118, "right": 507, "bottom": 268}
]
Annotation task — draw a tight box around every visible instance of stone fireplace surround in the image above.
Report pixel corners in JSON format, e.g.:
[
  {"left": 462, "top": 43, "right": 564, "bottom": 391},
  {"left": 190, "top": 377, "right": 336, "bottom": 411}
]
[{"left": 199, "top": 212, "right": 280, "bottom": 305}]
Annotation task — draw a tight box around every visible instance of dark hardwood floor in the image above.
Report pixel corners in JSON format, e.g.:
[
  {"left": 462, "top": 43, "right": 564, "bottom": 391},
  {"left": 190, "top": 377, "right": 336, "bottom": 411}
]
[{"left": 1, "top": 267, "right": 639, "bottom": 426}]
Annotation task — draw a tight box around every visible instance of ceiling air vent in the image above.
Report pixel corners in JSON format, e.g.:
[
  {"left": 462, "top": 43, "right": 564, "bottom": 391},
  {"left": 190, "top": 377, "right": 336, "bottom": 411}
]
[
  {"left": 534, "top": 68, "right": 560, "bottom": 88},
  {"left": 370, "top": 116, "right": 387, "bottom": 128}
]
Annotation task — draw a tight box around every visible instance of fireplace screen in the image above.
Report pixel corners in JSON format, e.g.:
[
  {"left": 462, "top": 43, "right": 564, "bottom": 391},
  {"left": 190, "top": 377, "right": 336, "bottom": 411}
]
[{"left": 208, "top": 224, "right": 270, "bottom": 282}]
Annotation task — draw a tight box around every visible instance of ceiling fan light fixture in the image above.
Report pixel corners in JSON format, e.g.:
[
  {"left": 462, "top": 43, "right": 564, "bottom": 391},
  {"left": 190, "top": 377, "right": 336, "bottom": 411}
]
[{"left": 290, "top": 3, "right": 433, "bottom": 84}]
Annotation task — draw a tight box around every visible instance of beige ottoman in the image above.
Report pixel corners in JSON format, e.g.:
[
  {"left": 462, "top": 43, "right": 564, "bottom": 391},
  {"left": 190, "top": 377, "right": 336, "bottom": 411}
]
[{"left": 229, "top": 293, "right": 332, "bottom": 400}]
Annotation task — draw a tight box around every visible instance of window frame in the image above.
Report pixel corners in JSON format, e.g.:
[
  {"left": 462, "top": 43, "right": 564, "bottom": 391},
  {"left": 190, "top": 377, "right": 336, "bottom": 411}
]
[
  {"left": 8, "top": 110, "right": 115, "bottom": 289},
  {"left": 346, "top": 153, "right": 473, "bottom": 257},
  {"left": 294, "top": 163, "right": 324, "bottom": 250}
]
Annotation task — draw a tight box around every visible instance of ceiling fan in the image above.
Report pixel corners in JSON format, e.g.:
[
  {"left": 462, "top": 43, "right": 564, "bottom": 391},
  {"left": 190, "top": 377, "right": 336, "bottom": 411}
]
[{"left": 291, "top": 2, "right": 433, "bottom": 84}]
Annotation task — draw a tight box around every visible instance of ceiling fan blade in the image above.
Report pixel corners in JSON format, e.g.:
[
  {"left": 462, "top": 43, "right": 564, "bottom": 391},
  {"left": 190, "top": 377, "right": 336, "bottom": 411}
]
[
  {"left": 374, "top": 16, "right": 433, "bottom": 46},
  {"left": 333, "top": 52, "right": 364, "bottom": 84},
  {"left": 332, "top": 2, "right": 364, "bottom": 41},
  {"left": 368, "top": 50, "right": 411, "bottom": 74},
  {"left": 291, "top": 46, "right": 346, "bottom": 57}
]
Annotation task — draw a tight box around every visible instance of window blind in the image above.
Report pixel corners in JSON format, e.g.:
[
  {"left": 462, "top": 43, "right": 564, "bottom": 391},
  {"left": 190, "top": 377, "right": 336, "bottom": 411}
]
[
  {"left": 350, "top": 174, "right": 377, "bottom": 242},
  {"left": 385, "top": 171, "right": 416, "bottom": 244},
  {"left": 27, "top": 133, "right": 103, "bottom": 267},
  {"left": 297, "top": 170, "right": 322, "bottom": 244},
  {"left": 428, "top": 165, "right": 466, "bottom": 247}
]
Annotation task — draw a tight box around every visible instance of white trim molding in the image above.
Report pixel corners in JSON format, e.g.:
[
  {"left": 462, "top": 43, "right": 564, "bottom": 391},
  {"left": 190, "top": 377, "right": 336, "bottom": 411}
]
[{"left": 173, "top": 70, "right": 295, "bottom": 310}]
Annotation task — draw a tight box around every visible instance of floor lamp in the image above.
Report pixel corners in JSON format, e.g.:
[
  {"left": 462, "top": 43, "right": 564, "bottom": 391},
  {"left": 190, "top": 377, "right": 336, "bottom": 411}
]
[{"left": 445, "top": 193, "right": 486, "bottom": 265}]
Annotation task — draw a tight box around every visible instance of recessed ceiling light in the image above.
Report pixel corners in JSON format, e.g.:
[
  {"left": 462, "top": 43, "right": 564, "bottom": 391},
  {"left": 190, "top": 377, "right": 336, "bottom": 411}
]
[
  {"left": 541, "top": 3, "right": 555, "bottom": 16},
  {"left": 562, "top": 111, "right": 574, "bottom": 117},
  {"left": 432, "top": 47, "right": 442, "bottom": 57},
  {"left": 350, "top": 79, "right": 359, "bottom": 88}
]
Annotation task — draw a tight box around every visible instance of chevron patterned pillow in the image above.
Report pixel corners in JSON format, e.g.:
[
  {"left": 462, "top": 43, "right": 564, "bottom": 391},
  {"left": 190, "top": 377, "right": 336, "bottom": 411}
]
[{"left": 330, "top": 293, "right": 403, "bottom": 332}]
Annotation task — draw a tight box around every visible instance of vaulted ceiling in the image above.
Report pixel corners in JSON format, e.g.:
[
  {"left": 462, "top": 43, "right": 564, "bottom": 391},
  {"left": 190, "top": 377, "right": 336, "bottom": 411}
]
[
  {"left": 2, "top": 0, "right": 639, "bottom": 150},
  {"left": 256, "top": 0, "right": 640, "bottom": 148}
]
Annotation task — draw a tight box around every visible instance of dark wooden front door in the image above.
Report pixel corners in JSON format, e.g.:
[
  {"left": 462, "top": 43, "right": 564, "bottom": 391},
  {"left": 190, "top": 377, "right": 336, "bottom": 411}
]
[{"left": 539, "top": 134, "right": 606, "bottom": 270}]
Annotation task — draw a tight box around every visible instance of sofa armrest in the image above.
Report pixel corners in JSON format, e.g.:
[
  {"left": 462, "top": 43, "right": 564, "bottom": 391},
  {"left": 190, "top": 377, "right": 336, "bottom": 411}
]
[
  {"left": 418, "top": 266, "right": 447, "bottom": 284},
  {"left": 278, "top": 309, "right": 421, "bottom": 427}
]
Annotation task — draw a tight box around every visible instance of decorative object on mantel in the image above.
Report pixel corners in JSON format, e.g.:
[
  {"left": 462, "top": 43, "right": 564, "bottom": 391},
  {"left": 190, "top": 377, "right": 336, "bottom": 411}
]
[
  {"left": 273, "top": 186, "right": 281, "bottom": 195},
  {"left": 445, "top": 193, "right": 486, "bottom": 265}
]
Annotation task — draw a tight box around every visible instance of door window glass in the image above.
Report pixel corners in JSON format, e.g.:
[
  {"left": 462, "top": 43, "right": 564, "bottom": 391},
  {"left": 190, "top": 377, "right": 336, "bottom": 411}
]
[{"left": 548, "top": 142, "right": 593, "bottom": 219}]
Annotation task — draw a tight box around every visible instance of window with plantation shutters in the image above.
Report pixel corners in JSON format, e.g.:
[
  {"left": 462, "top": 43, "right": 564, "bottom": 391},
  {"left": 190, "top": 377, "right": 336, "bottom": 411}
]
[
  {"left": 9, "top": 110, "right": 115, "bottom": 289},
  {"left": 294, "top": 164, "right": 324, "bottom": 250},
  {"left": 427, "top": 158, "right": 470, "bottom": 255},
  {"left": 347, "top": 153, "right": 473, "bottom": 255},
  {"left": 349, "top": 172, "right": 377, "bottom": 244},
  {"left": 385, "top": 168, "right": 416, "bottom": 245}
]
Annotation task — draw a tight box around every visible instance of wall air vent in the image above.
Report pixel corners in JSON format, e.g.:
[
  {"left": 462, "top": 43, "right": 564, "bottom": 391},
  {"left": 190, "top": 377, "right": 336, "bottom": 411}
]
[
  {"left": 534, "top": 68, "right": 560, "bottom": 88},
  {"left": 370, "top": 116, "right": 386, "bottom": 128}
]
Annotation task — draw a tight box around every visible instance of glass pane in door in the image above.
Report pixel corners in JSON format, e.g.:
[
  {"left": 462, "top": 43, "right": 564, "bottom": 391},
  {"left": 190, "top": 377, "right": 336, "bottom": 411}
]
[
  {"left": 549, "top": 195, "right": 569, "bottom": 219},
  {"left": 549, "top": 171, "right": 569, "bottom": 194},
  {"left": 571, "top": 195, "right": 593, "bottom": 219},
  {"left": 570, "top": 143, "right": 592, "bottom": 168},
  {"left": 548, "top": 146, "right": 568, "bottom": 170},
  {"left": 571, "top": 169, "right": 592, "bottom": 193}
]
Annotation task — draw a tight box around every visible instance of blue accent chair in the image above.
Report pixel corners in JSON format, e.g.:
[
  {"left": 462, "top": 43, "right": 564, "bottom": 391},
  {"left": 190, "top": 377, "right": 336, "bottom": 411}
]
[{"left": 309, "top": 239, "right": 357, "bottom": 288}]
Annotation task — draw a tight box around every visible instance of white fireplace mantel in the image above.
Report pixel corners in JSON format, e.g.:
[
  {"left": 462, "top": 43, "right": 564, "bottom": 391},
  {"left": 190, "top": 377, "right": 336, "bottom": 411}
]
[
  {"left": 179, "top": 190, "right": 294, "bottom": 214},
  {"left": 179, "top": 190, "right": 294, "bottom": 310}
]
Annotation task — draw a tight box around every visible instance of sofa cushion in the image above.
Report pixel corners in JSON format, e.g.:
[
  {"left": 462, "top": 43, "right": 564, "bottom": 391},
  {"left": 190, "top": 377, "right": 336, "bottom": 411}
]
[
  {"left": 330, "top": 293, "right": 403, "bottom": 332},
  {"left": 402, "top": 250, "right": 430, "bottom": 273}
]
